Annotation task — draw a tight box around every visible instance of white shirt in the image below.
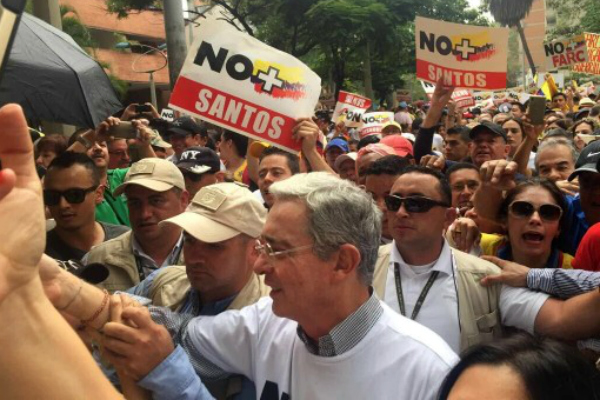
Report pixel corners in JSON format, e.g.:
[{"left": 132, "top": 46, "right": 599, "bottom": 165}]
[
  {"left": 187, "top": 297, "right": 458, "bottom": 400},
  {"left": 384, "top": 240, "right": 550, "bottom": 353}
]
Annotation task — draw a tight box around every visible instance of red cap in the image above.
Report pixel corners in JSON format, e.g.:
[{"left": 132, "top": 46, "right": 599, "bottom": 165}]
[{"left": 380, "top": 134, "right": 414, "bottom": 157}]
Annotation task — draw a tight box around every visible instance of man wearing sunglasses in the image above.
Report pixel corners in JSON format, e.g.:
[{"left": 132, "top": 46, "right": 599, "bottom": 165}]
[
  {"left": 176, "top": 146, "right": 225, "bottom": 199},
  {"left": 44, "top": 152, "right": 129, "bottom": 262},
  {"left": 373, "top": 166, "right": 600, "bottom": 354},
  {"left": 84, "top": 158, "right": 188, "bottom": 293}
]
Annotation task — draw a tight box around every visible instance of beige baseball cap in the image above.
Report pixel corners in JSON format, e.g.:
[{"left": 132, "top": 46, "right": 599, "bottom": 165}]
[
  {"left": 114, "top": 158, "right": 186, "bottom": 196},
  {"left": 161, "top": 183, "right": 267, "bottom": 243}
]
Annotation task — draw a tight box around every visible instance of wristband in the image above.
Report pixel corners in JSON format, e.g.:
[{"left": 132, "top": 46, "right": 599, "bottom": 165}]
[{"left": 81, "top": 289, "right": 109, "bottom": 325}]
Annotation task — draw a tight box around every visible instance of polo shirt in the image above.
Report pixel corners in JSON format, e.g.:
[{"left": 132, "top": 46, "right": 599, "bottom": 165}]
[{"left": 95, "top": 168, "right": 130, "bottom": 227}]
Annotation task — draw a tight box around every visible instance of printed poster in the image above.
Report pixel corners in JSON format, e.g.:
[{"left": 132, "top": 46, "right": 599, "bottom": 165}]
[
  {"left": 331, "top": 91, "right": 372, "bottom": 128},
  {"left": 420, "top": 81, "right": 475, "bottom": 108},
  {"left": 415, "top": 16, "right": 509, "bottom": 90},
  {"left": 358, "top": 112, "right": 394, "bottom": 138},
  {"left": 169, "top": 19, "right": 322, "bottom": 154},
  {"left": 544, "top": 35, "right": 588, "bottom": 71},
  {"left": 573, "top": 33, "right": 600, "bottom": 75}
]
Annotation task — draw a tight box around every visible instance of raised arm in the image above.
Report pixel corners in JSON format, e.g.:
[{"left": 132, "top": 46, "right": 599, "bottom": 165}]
[{"left": 0, "top": 104, "right": 121, "bottom": 399}]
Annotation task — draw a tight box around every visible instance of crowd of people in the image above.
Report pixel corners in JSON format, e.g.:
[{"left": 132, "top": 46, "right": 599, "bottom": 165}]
[{"left": 3, "top": 75, "right": 600, "bottom": 399}]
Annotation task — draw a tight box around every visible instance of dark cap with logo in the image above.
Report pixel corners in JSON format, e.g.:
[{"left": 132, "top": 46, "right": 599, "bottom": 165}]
[
  {"left": 469, "top": 121, "right": 508, "bottom": 142},
  {"left": 569, "top": 140, "right": 600, "bottom": 181},
  {"left": 177, "top": 146, "right": 221, "bottom": 175},
  {"left": 168, "top": 116, "right": 207, "bottom": 137}
]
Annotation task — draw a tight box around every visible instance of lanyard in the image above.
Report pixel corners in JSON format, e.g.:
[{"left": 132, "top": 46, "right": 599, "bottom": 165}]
[{"left": 393, "top": 262, "right": 439, "bottom": 320}]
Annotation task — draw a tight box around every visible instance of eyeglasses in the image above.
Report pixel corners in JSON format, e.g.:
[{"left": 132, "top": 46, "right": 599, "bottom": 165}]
[
  {"left": 384, "top": 195, "right": 450, "bottom": 213},
  {"left": 254, "top": 239, "right": 314, "bottom": 259},
  {"left": 43, "top": 186, "right": 97, "bottom": 206},
  {"left": 508, "top": 201, "right": 563, "bottom": 222}
]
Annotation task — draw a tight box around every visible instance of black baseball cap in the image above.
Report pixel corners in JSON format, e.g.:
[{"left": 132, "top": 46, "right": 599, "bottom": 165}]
[
  {"left": 469, "top": 121, "right": 508, "bottom": 142},
  {"left": 168, "top": 116, "right": 206, "bottom": 137},
  {"left": 569, "top": 140, "right": 600, "bottom": 181},
  {"left": 177, "top": 146, "right": 221, "bottom": 175}
]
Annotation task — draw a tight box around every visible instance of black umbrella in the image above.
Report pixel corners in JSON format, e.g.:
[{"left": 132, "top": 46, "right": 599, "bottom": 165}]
[{"left": 0, "top": 13, "right": 122, "bottom": 128}]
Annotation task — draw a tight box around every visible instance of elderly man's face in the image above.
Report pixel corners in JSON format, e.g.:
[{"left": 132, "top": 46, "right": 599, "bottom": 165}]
[{"left": 253, "top": 199, "right": 336, "bottom": 324}]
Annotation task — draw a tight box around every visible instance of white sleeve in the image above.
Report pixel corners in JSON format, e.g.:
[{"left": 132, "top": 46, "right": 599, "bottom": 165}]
[
  {"left": 185, "top": 297, "right": 271, "bottom": 380},
  {"left": 499, "top": 285, "right": 549, "bottom": 333}
]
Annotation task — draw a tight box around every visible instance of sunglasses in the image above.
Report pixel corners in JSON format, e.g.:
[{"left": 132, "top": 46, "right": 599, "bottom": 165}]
[
  {"left": 43, "top": 186, "right": 97, "bottom": 206},
  {"left": 508, "top": 201, "right": 563, "bottom": 222},
  {"left": 384, "top": 195, "right": 450, "bottom": 213}
]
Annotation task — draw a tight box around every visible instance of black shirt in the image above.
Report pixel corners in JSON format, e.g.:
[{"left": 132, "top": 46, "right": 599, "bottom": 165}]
[{"left": 45, "top": 222, "right": 129, "bottom": 261}]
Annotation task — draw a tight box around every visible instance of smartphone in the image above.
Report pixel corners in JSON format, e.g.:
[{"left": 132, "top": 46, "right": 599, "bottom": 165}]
[
  {"left": 528, "top": 95, "right": 547, "bottom": 125},
  {"left": 135, "top": 104, "right": 152, "bottom": 114},
  {"left": 0, "top": 0, "right": 26, "bottom": 83},
  {"left": 108, "top": 121, "right": 137, "bottom": 139}
]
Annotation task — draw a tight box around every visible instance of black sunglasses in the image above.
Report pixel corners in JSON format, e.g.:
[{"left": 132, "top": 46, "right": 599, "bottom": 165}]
[
  {"left": 384, "top": 195, "right": 449, "bottom": 213},
  {"left": 43, "top": 186, "right": 97, "bottom": 206},
  {"left": 508, "top": 201, "right": 563, "bottom": 222}
]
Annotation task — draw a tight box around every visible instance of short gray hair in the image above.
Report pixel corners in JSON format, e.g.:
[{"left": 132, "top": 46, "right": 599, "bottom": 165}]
[
  {"left": 269, "top": 172, "right": 382, "bottom": 286},
  {"left": 535, "top": 139, "right": 579, "bottom": 171}
]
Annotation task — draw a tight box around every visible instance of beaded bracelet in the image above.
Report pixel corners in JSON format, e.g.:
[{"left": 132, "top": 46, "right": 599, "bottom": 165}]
[{"left": 81, "top": 289, "right": 109, "bottom": 325}]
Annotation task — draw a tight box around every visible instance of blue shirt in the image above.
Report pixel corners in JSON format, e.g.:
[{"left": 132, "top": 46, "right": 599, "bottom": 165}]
[{"left": 557, "top": 194, "right": 589, "bottom": 255}]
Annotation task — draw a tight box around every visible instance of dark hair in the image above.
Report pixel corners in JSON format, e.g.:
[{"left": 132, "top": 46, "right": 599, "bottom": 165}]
[
  {"left": 510, "top": 101, "right": 526, "bottom": 112},
  {"left": 445, "top": 162, "right": 479, "bottom": 180},
  {"left": 552, "top": 92, "right": 567, "bottom": 101},
  {"left": 222, "top": 130, "right": 248, "bottom": 158},
  {"left": 399, "top": 165, "right": 451, "bottom": 205},
  {"left": 364, "top": 155, "right": 410, "bottom": 177},
  {"left": 590, "top": 105, "right": 600, "bottom": 118},
  {"left": 446, "top": 126, "right": 471, "bottom": 143},
  {"left": 68, "top": 128, "right": 93, "bottom": 147},
  {"left": 498, "top": 179, "right": 567, "bottom": 232},
  {"left": 412, "top": 118, "right": 423, "bottom": 132},
  {"left": 542, "top": 127, "right": 571, "bottom": 141},
  {"left": 259, "top": 146, "right": 300, "bottom": 175},
  {"left": 501, "top": 117, "right": 525, "bottom": 137},
  {"left": 572, "top": 118, "right": 599, "bottom": 135},
  {"left": 357, "top": 134, "right": 380, "bottom": 150},
  {"left": 37, "top": 134, "right": 68, "bottom": 155},
  {"left": 438, "top": 333, "right": 600, "bottom": 400},
  {"left": 46, "top": 151, "right": 101, "bottom": 187}
]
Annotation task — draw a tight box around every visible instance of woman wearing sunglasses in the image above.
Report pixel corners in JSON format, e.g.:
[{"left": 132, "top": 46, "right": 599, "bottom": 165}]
[{"left": 479, "top": 179, "right": 574, "bottom": 269}]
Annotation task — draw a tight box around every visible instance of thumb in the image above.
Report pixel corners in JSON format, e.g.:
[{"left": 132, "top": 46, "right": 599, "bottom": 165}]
[
  {"left": 481, "top": 255, "right": 507, "bottom": 268},
  {"left": 121, "top": 306, "right": 153, "bottom": 329},
  {"left": 480, "top": 274, "right": 502, "bottom": 287}
]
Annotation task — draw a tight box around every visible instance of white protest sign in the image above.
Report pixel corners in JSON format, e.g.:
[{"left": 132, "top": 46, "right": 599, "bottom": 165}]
[
  {"left": 544, "top": 35, "right": 588, "bottom": 71},
  {"left": 160, "top": 108, "right": 175, "bottom": 121},
  {"left": 169, "top": 19, "right": 321, "bottom": 154},
  {"left": 331, "top": 91, "right": 372, "bottom": 127},
  {"left": 415, "top": 16, "right": 509, "bottom": 90},
  {"left": 420, "top": 81, "right": 475, "bottom": 108},
  {"left": 358, "top": 112, "right": 394, "bottom": 138}
]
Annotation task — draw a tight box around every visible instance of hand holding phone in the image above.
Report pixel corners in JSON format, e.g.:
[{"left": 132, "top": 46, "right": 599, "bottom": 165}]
[{"left": 108, "top": 121, "right": 137, "bottom": 139}]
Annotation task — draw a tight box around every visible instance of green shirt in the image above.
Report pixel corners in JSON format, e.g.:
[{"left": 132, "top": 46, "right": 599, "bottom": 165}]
[{"left": 95, "top": 168, "right": 130, "bottom": 227}]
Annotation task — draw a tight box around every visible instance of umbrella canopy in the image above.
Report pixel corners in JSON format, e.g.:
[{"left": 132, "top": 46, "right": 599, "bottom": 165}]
[{"left": 0, "top": 13, "right": 122, "bottom": 128}]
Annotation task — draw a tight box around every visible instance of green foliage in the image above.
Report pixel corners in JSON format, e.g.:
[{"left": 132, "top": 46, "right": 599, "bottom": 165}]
[
  {"left": 105, "top": 0, "right": 156, "bottom": 18},
  {"left": 61, "top": 5, "right": 96, "bottom": 49},
  {"left": 486, "top": 0, "right": 535, "bottom": 27}
]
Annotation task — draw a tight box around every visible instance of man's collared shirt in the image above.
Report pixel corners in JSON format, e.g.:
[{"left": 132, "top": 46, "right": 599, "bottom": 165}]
[
  {"left": 132, "top": 234, "right": 184, "bottom": 280},
  {"left": 384, "top": 239, "right": 549, "bottom": 353},
  {"left": 296, "top": 292, "right": 383, "bottom": 357},
  {"left": 385, "top": 239, "right": 461, "bottom": 352}
]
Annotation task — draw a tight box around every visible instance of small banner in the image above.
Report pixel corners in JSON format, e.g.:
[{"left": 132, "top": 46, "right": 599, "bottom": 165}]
[
  {"left": 415, "top": 16, "right": 509, "bottom": 90},
  {"left": 572, "top": 33, "right": 600, "bottom": 75},
  {"left": 160, "top": 108, "right": 175, "bottom": 121},
  {"left": 331, "top": 91, "right": 372, "bottom": 128},
  {"left": 544, "top": 35, "right": 588, "bottom": 71},
  {"left": 169, "top": 19, "right": 321, "bottom": 154},
  {"left": 358, "top": 112, "right": 394, "bottom": 138}
]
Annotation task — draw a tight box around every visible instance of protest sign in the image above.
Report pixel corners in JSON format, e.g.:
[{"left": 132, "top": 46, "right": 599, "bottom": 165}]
[
  {"left": 544, "top": 35, "right": 588, "bottom": 70},
  {"left": 160, "top": 108, "right": 175, "bottom": 122},
  {"left": 420, "top": 81, "right": 475, "bottom": 108},
  {"left": 573, "top": 33, "right": 600, "bottom": 75},
  {"left": 169, "top": 19, "right": 321, "bottom": 154},
  {"left": 415, "top": 16, "right": 509, "bottom": 90},
  {"left": 331, "top": 91, "right": 372, "bottom": 127},
  {"left": 358, "top": 112, "right": 394, "bottom": 138}
]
